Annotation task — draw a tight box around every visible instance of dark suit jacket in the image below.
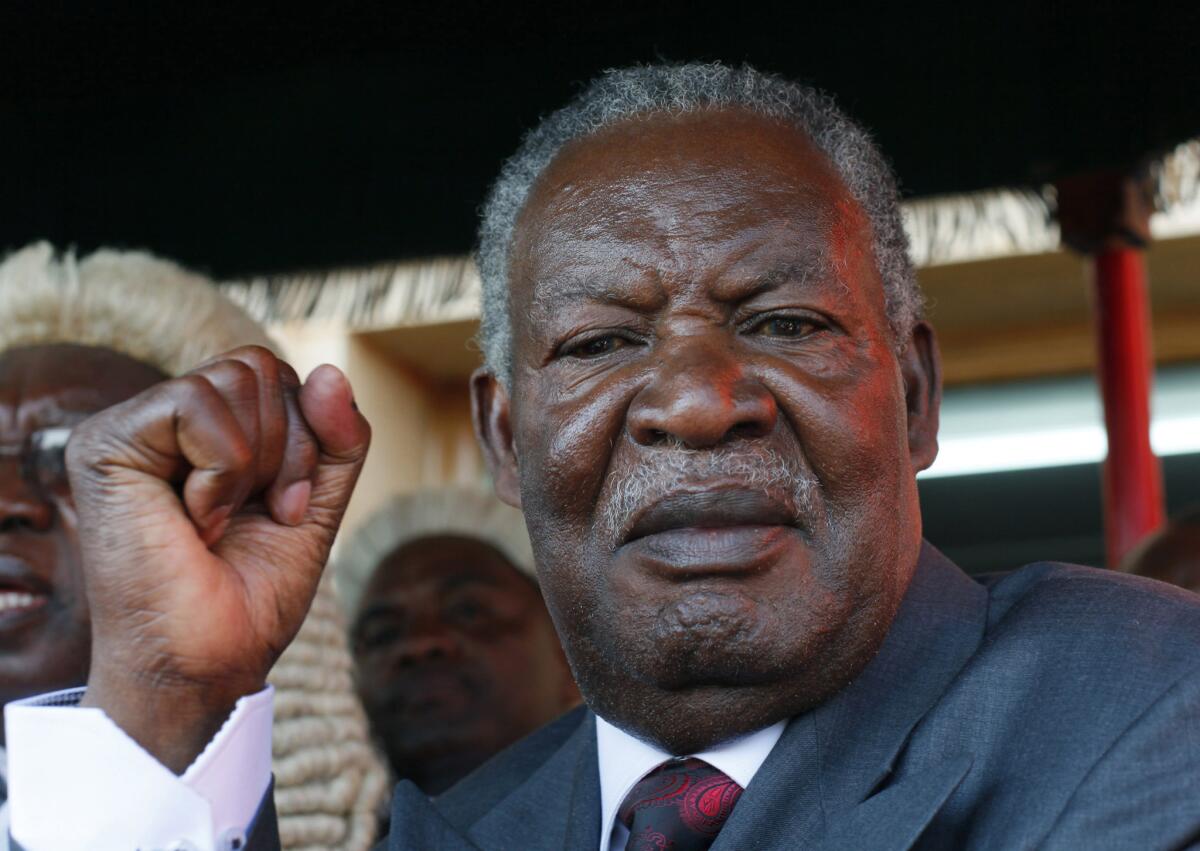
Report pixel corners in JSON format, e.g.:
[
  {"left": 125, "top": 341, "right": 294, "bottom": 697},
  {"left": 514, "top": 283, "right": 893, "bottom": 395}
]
[{"left": 249, "top": 543, "right": 1200, "bottom": 850}]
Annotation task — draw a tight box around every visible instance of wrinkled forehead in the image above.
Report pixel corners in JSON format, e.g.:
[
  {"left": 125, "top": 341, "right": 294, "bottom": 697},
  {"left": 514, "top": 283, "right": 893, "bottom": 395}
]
[
  {"left": 0, "top": 343, "right": 166, "bottom": 436},
  {"left": 510, "top": 108, "right": 869, "bottom": 298}
]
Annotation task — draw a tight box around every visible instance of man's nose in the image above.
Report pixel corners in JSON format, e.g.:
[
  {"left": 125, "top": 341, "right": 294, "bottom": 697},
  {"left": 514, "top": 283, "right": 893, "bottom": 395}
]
[
  {"left": 0, "top": 460, "right": 54, "bottom": 532},
  {"left": 393, "top": 615, "right": 462, "bottom": 667},
  {"left": 627, "top": 337, "right": 777, "bottom": 448}
]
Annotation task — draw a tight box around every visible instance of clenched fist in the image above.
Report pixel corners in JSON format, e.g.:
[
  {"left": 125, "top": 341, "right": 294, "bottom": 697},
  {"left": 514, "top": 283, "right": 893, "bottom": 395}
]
[{"left": 67, "top": 347, "right": 370, "bottom": 772}]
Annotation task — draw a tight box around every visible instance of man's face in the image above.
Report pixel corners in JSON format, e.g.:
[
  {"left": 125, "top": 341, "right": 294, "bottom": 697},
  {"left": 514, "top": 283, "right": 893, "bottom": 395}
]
[
  {"left": 474, "top": 109, "right": 940, "bottom": 752},
  {"left": 0, "top": 344, "right": 165, "bottom": 707},
  {"left": 351, "top": 534, "right": 578, "bottom": 794}
]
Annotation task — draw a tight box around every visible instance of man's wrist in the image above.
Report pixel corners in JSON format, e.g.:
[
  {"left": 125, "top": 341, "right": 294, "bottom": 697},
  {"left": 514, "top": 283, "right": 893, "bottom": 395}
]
[
  {"left": 7, "top": 685, "right": 276, "bottom": 850},
  {"left": 81, "top": 666, "right": 264, "bottom": 774}
]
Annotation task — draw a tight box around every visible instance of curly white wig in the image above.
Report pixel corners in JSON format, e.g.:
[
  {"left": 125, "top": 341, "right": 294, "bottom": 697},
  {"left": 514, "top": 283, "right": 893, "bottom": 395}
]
[
  {"left": 335, "top": 487, "right": 536, "bottom": 624},
  {"left": 0, "top": 242, "right": 388, "bottom": 851}
]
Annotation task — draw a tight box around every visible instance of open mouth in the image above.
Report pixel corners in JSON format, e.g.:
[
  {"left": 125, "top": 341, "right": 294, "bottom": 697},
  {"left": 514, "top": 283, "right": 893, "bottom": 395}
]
[
  {"left": 0, "top": 589, "right": 49, "bottom": 616},
  {"left": 0, "top": 556, "right": 53, "bottom": 622}
]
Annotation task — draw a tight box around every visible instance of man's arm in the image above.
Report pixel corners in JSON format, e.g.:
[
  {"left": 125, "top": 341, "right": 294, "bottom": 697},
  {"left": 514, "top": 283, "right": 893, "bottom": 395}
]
[
  {"left": 1040, "top": 665, "right": 1200, "bottom": 849},
  {"left": 8, "top": 347, "right": 369, "bottom": 848}
]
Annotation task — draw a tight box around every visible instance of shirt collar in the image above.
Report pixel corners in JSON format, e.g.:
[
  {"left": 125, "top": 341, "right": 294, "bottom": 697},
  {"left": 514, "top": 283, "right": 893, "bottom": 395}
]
[{"left": 595, "top": 713, "right": 786, "bottom": 850}]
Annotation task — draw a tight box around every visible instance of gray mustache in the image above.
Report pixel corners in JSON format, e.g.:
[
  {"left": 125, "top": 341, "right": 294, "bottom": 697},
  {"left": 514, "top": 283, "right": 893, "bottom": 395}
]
[{"left": 599, "top": 443, "right": 819, "bottom": 543}]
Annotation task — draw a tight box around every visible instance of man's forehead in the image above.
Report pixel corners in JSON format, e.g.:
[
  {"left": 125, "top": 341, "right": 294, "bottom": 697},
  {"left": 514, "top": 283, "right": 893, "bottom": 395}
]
[
  {"left": 0, "top": 344, "right": 165, "bottom": 433},
  {"left": 511, "top": 109, "right": 859, "bottom": 293},
  {"left": 527, "top": 246, "right": 838, "bottom": 317},
  {"left": 376, "top": 535, "right": 525, "bottom": 583}
]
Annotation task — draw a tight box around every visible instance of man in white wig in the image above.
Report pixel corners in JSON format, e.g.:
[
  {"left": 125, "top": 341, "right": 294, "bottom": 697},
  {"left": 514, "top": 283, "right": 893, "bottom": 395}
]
[
  {"left": 337, "top": 489, "right": 579, "bottom": 798},
  {"left": 0, "top": 243, "right": 387, "bottom": 851}
]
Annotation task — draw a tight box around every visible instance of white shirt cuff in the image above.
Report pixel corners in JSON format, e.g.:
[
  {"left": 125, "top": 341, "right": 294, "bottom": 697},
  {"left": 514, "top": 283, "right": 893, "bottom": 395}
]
[{"left": 5, "top": 686, "right": 274, "bottom": 851}]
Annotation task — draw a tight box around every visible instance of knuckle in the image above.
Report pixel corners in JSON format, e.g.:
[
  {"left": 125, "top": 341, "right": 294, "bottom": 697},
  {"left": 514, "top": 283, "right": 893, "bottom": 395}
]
[
  {"left": 216, "top": 358, "right": 258, "bottom": 384},
  {"left": 232, "top": 345, "right": 281, "bottom": 384},
  {"left": 196, "top": 361, "right": 261, "bottom": 406},
  {"left": 228, "top": 344, "right": 274, "bottom": 362},
  {"left": 226, "top": 435, "right": 256, "bottom": 471},
  {"left": 174, "top": 373, "right": 221, "bottom": 402},
  {"left": 241, "top": 344, "right": 278, "bottom": 367},
  {"left": 277, "top": 360, "right": 301, "bottom": 388}
]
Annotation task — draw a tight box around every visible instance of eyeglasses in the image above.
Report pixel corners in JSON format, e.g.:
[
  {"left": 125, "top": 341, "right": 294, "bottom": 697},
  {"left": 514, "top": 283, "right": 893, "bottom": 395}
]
[{"left": 0, "top": 427, "right": 73, "bottom": 495}]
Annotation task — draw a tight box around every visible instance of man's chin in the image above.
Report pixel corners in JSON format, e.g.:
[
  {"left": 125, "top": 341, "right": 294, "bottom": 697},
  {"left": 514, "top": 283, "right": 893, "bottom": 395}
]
[
  {"left": 573, "top": 619, "right": 872, "bottom": 752},
  {"left": 381, "top": 716, "right": 490, "bottom": 755},
  {"left": 627, "top": 640, "right": 810, "bottom": 691},
  {"left": 598, "top": 590, "right": 813, "bottom": 688}
]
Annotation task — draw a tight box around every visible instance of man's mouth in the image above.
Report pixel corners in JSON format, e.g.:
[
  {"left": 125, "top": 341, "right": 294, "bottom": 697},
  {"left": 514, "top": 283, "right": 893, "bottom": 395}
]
[
  {"left": 0, "top": 589, "right": 48, "bottom": 612},
  {"left": 622, "top": 488, "right": 800, "bottom": 545},
  {"left": 0, "top": 556, "right": 53, "bottom": 623},
  {"left": 383, "top": 668, "right": 480, "bottom": 717}
]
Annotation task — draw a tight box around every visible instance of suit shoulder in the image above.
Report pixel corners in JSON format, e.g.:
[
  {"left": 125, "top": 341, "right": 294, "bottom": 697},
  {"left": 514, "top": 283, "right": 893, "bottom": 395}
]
[
  {"left": 432, "top": 704, "right": 591, "bottom": 828},
  {"left": 977, "top": 561, "right": 1200, "bottom": 670}
]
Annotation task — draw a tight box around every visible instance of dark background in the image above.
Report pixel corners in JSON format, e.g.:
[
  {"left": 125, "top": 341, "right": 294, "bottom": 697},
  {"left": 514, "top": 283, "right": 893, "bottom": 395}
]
[
  {"left": 2, "top": 1, "right": 1198, "bottom": 277},
  {"left": 3, "top": 1, "right": 1198, "bottom": 572}
]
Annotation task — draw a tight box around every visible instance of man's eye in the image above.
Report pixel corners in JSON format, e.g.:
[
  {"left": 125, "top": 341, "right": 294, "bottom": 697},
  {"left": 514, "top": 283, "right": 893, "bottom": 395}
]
[
  {"left": 565, "top": 335, "right": 628, "bottom": 359},
  {"left": 446, "top": 598, "right": 497, "bottom": 627},
  {"left": 359, "top": 625, "right": 402, "bottom": 652},
  {"left": 752, "top": 316, "right": 818, "bottom": 338}
]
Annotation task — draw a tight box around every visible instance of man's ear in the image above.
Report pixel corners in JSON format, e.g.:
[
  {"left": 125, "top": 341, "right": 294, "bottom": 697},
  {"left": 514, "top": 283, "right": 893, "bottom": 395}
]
[
  {"left": 900, "top": 321, "right": 942, "bottom": 473},
  {"left": 471, "top": 367, "right": 522, "bottom": 508}
]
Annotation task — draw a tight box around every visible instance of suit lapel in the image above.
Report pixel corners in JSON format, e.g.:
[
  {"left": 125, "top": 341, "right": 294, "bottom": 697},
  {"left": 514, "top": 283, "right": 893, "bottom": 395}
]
[
  {"left": 389, "top": 782, "right": 487, "bottom": 850},
  {"left": 710, "top": 713, "right": 824, "bottom": 850},
  {"left": 810, "top": 755, "right": 973, "bottom": 851},
  {"left": 713, "top": 543, "right": 988, "bottom": 850},
  {"left": 466, "top": 711, "right": 600, "bottom": 851},
  {"left": 813, "top": 543, "right": 986, "bottom": 813}
]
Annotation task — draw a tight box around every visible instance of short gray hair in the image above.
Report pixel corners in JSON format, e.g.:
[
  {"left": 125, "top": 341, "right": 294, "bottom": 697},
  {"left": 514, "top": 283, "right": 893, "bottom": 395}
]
[{"left": 476, "top": 62, "right": 923, "bottom": 380}]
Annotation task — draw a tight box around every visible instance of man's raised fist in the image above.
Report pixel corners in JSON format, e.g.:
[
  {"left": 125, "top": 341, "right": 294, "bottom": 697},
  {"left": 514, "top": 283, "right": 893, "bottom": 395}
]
[{"left": 67, "top": 346, "right": 370, "bottom": 772}]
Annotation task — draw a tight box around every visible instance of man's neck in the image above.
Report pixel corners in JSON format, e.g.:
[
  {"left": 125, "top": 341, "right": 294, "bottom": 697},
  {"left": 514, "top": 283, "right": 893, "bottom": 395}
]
[{"left": 594, "top": 711, "right": 787, "bottom": 851}]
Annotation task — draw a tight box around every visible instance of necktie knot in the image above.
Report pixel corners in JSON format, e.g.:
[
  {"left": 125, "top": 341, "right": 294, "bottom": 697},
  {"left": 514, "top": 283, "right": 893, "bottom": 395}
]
[{"left": 618, "top": 757, "right": 743, "bottom": 851}]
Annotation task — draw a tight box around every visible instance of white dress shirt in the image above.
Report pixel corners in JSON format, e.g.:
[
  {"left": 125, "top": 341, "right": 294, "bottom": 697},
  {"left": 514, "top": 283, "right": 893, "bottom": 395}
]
[
  {"left": 0, "top": 743, "right": 10, "bottom": 851},
  {"left": 4, "top": 686, "right": 274, "bottom": 851},
  {"left": 4, "top": 686, "right": 782, "bottom": 851},
  {"left": 595, "top": 713, "right": 786, "bottom": 851}
]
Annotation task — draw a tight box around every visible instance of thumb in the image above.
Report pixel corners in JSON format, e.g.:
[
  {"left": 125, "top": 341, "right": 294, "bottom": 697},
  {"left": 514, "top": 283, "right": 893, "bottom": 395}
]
[{"left": 297, "top": 364, "right": 371, "bottom": 541}]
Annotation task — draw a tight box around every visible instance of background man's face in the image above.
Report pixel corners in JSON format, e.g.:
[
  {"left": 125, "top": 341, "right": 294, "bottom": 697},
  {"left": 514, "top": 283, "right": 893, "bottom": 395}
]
[
  {"left": 0, "top": 344, "right": 165, "bottom": 707},
  {"left": 489, "top": 108, "right": 939, "bottom": 751},
  {"left": 1124, "top": 513, "right": 1200, "bottom": 593},
  {"left": 351, "top": 534, "right": 578, "bottom": 794}
]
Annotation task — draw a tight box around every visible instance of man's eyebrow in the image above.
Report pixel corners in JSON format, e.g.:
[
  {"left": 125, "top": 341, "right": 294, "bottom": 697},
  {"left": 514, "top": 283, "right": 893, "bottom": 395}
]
[
  {"left": 744, "top": 251, "right": 837, "bottom": 295},
  {"left": 7, "top": 406, "right": 94, "bottom": 442},
  {"left": 440, "top": 571, "right": 503, "bottom": 593},
  {"left": 352, "top": 604, "right": 401, "bottom": 634},
  {"left": 31, "top": 410, "right": 93, "bottom": 428},
  {"left": 530, "top": 275, "right": 658, "bottom": 314}
]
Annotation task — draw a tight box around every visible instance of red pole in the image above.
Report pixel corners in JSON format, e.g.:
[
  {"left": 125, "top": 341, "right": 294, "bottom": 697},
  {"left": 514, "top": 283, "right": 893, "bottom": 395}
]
[
  {"left": 1058, "top": 170, "right": 1165, "bottom": 567},
  {"left": 1091, "top": 246, "right": 1166, "bottom": 565}
]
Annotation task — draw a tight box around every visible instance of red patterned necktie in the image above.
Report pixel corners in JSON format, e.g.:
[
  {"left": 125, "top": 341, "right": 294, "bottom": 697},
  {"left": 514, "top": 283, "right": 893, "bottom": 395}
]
[{"left": 617, "top": 757, "right": 744, "bottom": 851}]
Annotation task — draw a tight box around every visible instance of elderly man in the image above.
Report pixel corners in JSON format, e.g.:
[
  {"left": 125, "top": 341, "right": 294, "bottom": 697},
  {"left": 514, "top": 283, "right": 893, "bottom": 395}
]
[
  {"left": 337, "top": 489, "right": 578, "bottom": 795},
  {"left": 8, "top": 64, "right": 1200, "bottom": 850},
  {"left": 0, "top": 244, "right": 386, "bottom": 851}
]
